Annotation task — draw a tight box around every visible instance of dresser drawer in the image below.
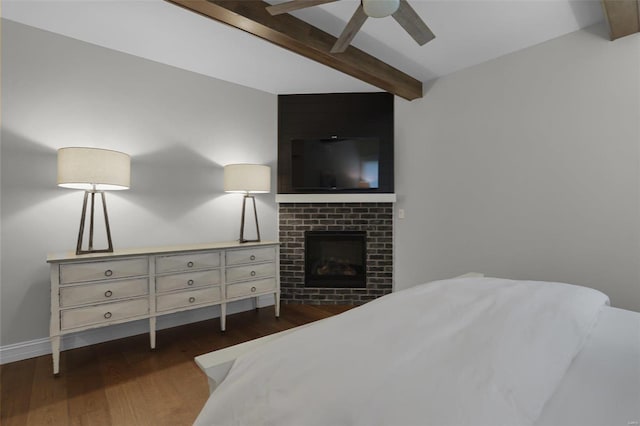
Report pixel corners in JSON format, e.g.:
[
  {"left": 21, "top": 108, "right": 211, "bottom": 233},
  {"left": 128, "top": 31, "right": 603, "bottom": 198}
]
[
  {"left": 60, "top": 298, "right": 149, "bottom": 330},
  {"left": 156, "top": 270, "right": 221, "bottom": 293},
  {"left": 226, "top": 247, "right": 276, "bottom": 266},
  {"left": 60, "top": 258, "right": 147, "bottom": 284},
  {"left": 156, "top": 286, "right": 222, "bottom": 312},
  {"left": 156, "top": 252, "right": 221, "bottom": 274},
  {"left": 226, "top": 278, "right": 276, "bottom": 299},
  {"left": 226, "top": 262, "right": 276, "bottom": 283},
  {"left": 60, "top": 278, "right": 148, "bottom": 308}
]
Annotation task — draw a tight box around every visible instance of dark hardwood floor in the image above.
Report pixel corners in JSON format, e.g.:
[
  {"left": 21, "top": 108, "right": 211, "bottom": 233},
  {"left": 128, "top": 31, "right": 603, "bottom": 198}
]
[{"left": 0, "top": 304, "right": 353, "bottom": 426}]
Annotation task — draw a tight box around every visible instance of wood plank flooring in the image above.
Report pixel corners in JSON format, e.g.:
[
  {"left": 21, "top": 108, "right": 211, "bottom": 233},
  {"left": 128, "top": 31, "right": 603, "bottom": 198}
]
[{"left": 0, "top": 304, "right": 353, "bottom": 426}]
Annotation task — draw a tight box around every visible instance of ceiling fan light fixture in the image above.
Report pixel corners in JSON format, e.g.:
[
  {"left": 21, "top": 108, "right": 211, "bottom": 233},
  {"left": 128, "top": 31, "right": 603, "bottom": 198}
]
[{"left": 362, "top": 0, "right": 400, "bottom": 18}]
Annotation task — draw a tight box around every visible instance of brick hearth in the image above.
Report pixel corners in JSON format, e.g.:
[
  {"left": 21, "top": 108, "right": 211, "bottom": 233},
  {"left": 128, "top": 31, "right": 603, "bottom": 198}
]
[{"left": 279, "top": 202, "right": 393, "bottom": 304}]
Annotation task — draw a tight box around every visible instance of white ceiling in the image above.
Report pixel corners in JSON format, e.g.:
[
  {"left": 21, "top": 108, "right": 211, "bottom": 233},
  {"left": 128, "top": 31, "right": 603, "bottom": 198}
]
[{"left": 3, "top": 0, "right": 605, "bottom": 97}]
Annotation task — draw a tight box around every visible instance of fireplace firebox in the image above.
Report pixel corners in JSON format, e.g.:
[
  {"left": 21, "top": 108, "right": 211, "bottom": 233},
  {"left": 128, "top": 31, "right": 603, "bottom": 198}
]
[{"left": 305, "top": 231, "right": 367, "bottom": 288}]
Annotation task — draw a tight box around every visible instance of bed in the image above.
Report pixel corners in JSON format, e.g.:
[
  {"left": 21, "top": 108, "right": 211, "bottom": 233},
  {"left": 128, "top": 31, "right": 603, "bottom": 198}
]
[{"left": 193, "top": 275, "right": 640, "bottom": 426}]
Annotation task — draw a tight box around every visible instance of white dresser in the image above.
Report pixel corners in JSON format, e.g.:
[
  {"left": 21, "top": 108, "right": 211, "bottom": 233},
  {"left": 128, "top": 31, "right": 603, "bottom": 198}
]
[{"left": 47, "top": 241, "right": 280, "bottom": 375}]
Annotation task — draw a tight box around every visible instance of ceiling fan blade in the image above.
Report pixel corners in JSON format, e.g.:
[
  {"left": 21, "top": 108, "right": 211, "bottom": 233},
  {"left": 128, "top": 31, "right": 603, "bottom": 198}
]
[
  {"left": 392, "top": 0, "right": 435, "bottom": 45},
  {"left": 266, "top": 0, "right": 340, "bottom": 16},
  {"left": 330, "top": 4, "right": 368, "bottom": 53}
]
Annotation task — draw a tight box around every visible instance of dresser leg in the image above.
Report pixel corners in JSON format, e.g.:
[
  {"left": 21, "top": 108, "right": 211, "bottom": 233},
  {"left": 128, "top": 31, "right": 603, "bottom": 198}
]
[
  {"left": 51, "top": 336, "right": 61, "bottom": 375},
  {"left": 220, "top": 303, "right": 226, "bottom": 332},
  {"left": 149, "top": 317, "right": 156, "bottom": 349},
  {"left": 274, "top": 293, "right": 280, "bottom": 318}
]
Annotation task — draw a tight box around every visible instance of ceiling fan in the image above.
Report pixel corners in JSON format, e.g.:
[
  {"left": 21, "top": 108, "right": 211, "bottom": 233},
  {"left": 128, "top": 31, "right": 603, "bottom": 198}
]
[{"left": 266, "top": 0, "right": 435, "bottom": 53}]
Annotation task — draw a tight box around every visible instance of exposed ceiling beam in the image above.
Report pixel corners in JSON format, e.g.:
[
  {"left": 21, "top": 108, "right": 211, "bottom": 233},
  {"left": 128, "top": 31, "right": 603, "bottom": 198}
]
[
  {"left": 166, "top": 0, "right": 423, "bottom": 100},
  {"left": 601, "top": 0, "right": 640, "bottom": 40}
]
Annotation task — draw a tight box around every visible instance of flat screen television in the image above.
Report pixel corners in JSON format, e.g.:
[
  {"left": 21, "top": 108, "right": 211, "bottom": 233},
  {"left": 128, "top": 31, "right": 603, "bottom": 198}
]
[{"left": 291, "top": 137, "right": 380, "bottom": 190}]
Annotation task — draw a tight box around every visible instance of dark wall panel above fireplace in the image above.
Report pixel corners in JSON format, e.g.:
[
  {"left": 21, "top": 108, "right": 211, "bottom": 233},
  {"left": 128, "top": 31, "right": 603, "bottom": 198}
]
[{"left": 278, "top": 92, "right": 394, "bottom": 194}]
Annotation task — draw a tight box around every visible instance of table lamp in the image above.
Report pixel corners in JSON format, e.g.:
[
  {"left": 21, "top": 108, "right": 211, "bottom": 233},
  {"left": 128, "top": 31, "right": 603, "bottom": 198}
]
[
  {"left": 224, "top": 164, "right": 271, "bottom": 243},
  {"left": 57, "top": 147, "right": 130, "bottom": 254}
]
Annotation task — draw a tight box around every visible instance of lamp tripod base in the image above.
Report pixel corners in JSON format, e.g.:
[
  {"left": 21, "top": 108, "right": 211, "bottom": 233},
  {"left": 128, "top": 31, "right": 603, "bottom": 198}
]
[
  {"left": 239, "top": 194, "right": 261, "bottom": 243},
  {"left": 76, "top": 190, "right": 114, "bottom": 255}
]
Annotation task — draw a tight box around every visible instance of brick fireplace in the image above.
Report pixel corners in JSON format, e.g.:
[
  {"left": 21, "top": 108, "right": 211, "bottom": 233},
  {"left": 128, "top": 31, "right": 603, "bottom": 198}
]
[{"left": 279, "top": 202, "right": 393, "bottom": 304}]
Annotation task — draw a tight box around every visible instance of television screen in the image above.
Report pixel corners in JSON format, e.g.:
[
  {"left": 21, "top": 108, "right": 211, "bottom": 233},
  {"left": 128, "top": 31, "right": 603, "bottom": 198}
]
[{"left": 291, "top": 137, "right": 380, "bottom": 190}]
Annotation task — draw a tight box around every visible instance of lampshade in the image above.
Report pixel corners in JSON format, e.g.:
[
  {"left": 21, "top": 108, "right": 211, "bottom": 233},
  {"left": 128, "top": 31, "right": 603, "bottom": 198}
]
[
  {"left": 224, "top": 164, "right": 271, "bottom": 194},
  {"left": 57, "top": 147, "right": 130, "bottom": 191},
  {"left": 363, "top": 0, "right": 400, "bottom": 18}
]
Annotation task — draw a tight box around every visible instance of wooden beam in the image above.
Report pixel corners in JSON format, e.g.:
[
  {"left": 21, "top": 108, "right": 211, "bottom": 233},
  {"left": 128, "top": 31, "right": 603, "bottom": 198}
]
[
  {"left": 166, "top": 0, "right": 423, "bottom": 100},
  {"left": 601, "top": 0, "right": 640, "bottom": 40}
]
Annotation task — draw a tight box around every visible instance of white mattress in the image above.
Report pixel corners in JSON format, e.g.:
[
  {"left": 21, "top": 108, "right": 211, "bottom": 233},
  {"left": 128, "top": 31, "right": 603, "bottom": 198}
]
[{"left": 537, "top": 306, "right": 640, "bottom": 426}]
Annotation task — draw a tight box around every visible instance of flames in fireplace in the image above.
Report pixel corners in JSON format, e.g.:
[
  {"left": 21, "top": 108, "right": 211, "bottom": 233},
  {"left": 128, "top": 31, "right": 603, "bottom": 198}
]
[{"left": 313, "top": 258, "right": 360, "bottom": 277}]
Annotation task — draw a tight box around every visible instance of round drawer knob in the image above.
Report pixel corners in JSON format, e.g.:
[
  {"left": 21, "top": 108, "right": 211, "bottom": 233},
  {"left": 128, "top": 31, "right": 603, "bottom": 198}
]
[
  {"left": 104, "top": 290, "right": 113, "bottom": 298},
  {"left": 189, "top": 297, "right": 196, "bottom": 303},
  {"left": 187, "top": 279, "right": 194, "bottom": 286},
  {"left": 104, "top": 312, "right": 112, "bottom": 319},
  {"left": 250, "top": 255, "right": 256, "bottom": 261},
  {"left": 104, "top": 269, "right": 113, "bottom": 277},
  {"left": 250, "top": 271, "right": 256, "bottom": 277},
  {"left": 187, "top": 261, "right": 194, "bottom": 268},
  {"left": 251, "top": 286, "right": 257, "bottom": 293}
]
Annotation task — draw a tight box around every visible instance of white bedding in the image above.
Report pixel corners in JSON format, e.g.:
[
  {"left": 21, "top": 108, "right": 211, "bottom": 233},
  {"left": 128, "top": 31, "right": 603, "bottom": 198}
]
[
  {"left": 537, "top": 306, "right": 640, "bottom": 426},
  {"left": 195, "top": 277, "right": 611, "bottom": 426}
]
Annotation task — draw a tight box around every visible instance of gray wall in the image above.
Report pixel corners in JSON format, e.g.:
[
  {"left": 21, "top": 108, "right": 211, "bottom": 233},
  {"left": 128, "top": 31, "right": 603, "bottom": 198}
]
[
  {"left": 395, "top": 23, "right": 640, "bottom": 311},
  {"left": 1, "top": 20, "right": 277, "bottom": 346},
  {"left": 3, "top": 17, "right": 639, "bottom": 352}
]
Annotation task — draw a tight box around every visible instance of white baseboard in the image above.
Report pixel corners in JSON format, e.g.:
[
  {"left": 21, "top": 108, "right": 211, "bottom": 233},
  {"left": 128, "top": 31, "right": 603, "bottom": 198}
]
[
  {"left": 0, "top": 337, "right": 53, "bottom": 365},
  {"left": 0, "top": 296, "right": 274, "bottom": 365}
]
